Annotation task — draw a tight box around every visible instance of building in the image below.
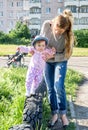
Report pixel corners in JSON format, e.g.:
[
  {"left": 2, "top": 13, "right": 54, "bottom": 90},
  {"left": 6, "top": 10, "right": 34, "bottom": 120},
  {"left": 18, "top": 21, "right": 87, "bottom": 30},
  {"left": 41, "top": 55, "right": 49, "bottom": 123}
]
[
  {"left": 0, "top": 0, "right": 64, "bottom": 36},
  {"left": 0, "top": 0, "right": 25, "bottom": 33},
  {"left": 19, "top": 0, "right": 64, "bottom": 37},
  {"left": 64, "top": 0, "right": 88, "bottom": 30},
  {"left": 0, "top": 0, "right": 88, "bottom": 36}
]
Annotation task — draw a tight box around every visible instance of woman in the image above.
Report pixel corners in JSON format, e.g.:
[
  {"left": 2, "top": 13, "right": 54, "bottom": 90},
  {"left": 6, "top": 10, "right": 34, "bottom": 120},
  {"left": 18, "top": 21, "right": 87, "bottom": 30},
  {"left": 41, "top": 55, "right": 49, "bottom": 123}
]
[{"left": 40, "top": 9, "right": 74, "bottom": 128}]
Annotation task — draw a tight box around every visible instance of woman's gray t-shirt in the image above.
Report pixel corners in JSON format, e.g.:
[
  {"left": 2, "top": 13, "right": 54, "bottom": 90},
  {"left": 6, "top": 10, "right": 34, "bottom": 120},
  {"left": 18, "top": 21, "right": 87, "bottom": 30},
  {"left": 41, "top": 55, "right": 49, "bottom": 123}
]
[{"left": 40, "top": 20, "right": 68, "bottom": 62}]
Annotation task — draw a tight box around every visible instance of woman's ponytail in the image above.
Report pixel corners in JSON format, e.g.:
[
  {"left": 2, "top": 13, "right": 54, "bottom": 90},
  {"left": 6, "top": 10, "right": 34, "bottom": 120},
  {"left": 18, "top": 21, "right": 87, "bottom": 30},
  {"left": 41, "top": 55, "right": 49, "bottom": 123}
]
[{"left": 63, "top": 9, "right": 75, "bottom": 59}]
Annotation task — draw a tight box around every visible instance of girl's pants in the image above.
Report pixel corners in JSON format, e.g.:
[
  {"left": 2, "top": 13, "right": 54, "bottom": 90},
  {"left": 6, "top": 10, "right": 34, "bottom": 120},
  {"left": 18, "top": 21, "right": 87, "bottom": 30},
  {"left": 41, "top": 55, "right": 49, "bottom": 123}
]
[
  {"left": 25, "top": 67, "right": 43, "bottom": 96},
  {"left": 44, "top": 61, "right": 67, "bottom": 115}
]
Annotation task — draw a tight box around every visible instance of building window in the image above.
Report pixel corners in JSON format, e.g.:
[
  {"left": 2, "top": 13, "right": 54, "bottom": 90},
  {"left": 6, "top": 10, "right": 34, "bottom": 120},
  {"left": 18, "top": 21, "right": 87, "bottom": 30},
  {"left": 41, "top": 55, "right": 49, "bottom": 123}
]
[
  {"left": 30, "top": 18, "right": 40, "bottom": 25},
  {"left": 17, "top": 1, "right": 23, "bottom": 7},
  {"left": 74, "top": 17, "right": 78, "bottom": 25},
  {"left": 0, "top": 21, "right": 3, "bottom": 27},
  {"left": 30, "top": 7, "right": 41, "bottom": 14},
  {"left": 0, "top": 2, "right": 3, "bottom": 8},
  {"left": 9, "top": 2, "right": 14, "bottom": 7},
  {"left": 46, "top": 0, "right": 50, "bottom": 2},
  {"left": 0, "top": 11, "right": 3, "bottom": 17},
  {"left": 30, "top": 0, "right": 41, "bottom": 3},
  {"left": 71, "top": 6, "right": 76, "bottom": 13},
  {"left": 9, "top": 12, "right": 13, "bottom": 18},
  {"left": 86, "top": 6, "right": 88, "bottom": 13},
  {"left": 16, "top": 12, "right": 23, "bottom": 19},
  {"left": 46, "top": 7, "right": 51, "bottom": 14},
  {"left": 57, "top": 7, "right": 63, "bottom": 14},
  {"left": 66, "top": 6, "right": 76, "bottom": 13},
  {"left": 81, "top": 6, "right": 87, "bottom": 13},
  {"left": 80, "top": 17, "right": 88, "bottom": 25},
  {"left": 58, "top": 0, "right": 63, "bottom": 2},
  {"left": 9, "top": 21, "right": 14, "bottom": 26}
]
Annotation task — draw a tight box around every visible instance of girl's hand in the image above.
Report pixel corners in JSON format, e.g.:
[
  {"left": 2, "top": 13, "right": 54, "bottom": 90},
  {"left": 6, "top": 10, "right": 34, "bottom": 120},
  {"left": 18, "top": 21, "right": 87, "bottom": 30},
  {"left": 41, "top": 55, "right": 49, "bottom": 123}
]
[
  {"left": 29, "top": 50, "right": 35, "bottom": 55},
  {"left": 42, "top": 47, "right": 56, "bottom": 61},
  {"left": 42, "top": 52, "right": 55, "bottom": 61},
  {"left": 51, "top": 47, "right": 56, "bottom": 54},
  {"left": 17, "top": 47, "right": 20, "bottom": 51}
]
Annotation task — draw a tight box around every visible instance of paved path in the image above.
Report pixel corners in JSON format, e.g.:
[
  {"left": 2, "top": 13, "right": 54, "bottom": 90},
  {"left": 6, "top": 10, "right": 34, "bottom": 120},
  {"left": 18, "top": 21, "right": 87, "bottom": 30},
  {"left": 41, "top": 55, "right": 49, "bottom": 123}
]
[
  {"left": 68, "top": 57, "right": 88, "bottom": 130},
  {"left": 68, "top": 57, "right": 88, "bottom": 77},
  {"left": 0, "top": 56, "right": 88, "bottom": 130}
]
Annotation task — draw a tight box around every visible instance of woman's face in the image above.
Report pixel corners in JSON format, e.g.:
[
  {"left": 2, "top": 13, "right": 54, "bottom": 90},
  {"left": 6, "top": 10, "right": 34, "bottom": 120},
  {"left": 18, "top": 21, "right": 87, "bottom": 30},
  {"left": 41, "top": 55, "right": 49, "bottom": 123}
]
[{"left": 53, "top": 21, "right": 66, "bottom": 35}]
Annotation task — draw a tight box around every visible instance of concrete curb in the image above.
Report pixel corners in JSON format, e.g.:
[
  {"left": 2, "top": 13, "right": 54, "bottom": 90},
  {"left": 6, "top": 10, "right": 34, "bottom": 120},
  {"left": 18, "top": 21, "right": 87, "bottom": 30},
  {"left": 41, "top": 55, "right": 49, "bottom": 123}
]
[{"left": 68, "top": 95, "right": 79, "bottom": 130}]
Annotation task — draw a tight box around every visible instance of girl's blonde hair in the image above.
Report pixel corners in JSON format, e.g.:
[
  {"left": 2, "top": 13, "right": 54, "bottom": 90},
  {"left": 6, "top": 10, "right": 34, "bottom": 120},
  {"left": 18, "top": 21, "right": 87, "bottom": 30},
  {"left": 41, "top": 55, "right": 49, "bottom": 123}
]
[{"left": 52, "top": 9, "right": 75, "bottom": 59}]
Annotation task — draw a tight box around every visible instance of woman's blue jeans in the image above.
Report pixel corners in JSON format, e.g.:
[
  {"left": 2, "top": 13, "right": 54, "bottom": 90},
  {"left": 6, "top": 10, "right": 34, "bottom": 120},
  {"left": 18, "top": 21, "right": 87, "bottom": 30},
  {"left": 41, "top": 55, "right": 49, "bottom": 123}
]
[{"left": 44, "top": 61, "right": 67, "bottom": 115}]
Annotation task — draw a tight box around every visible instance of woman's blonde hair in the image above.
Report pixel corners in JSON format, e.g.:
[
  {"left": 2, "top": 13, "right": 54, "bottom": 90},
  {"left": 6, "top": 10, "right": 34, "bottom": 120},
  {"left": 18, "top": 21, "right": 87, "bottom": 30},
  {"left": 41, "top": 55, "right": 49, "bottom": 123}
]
[
  {"left": 52, "top": 9, "right": 75, "bottom": 59},
  {"left": 63, "top": 9, "right": 74, "bottom": 59}
]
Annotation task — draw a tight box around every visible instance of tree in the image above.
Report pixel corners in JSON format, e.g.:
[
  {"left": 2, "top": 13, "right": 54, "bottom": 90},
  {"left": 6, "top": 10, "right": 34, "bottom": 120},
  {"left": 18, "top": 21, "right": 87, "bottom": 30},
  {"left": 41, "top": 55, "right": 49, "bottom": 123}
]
[
  {"left": 8, "top": 21, "right": 31, "bottom": 45},
  {"left": 9, "top": 21, "right": 31, "bottom": 39}
]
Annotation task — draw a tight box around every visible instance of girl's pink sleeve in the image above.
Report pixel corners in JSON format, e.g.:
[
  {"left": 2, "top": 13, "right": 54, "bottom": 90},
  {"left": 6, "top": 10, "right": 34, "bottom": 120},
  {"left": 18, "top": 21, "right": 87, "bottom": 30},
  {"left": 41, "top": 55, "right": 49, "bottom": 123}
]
[
  {"left": 45, "top": 48, "right": 56, "bottom": 55},
  {"left": 42, "top": 48, "right": 56, "bottom": 60},
  {"left": 19, "top": 46, "right": 35, "bottom": 53}
]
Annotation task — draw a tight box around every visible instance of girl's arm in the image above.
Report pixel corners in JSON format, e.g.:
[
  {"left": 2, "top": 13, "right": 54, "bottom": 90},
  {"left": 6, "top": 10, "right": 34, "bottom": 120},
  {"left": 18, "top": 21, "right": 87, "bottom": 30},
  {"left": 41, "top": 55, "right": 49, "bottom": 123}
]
[
  {"left": 18, "top": 46, "right": 35, "bottom": 55},
  {"left": 42, "top": 47, "right": 56, "bottom": 61}
]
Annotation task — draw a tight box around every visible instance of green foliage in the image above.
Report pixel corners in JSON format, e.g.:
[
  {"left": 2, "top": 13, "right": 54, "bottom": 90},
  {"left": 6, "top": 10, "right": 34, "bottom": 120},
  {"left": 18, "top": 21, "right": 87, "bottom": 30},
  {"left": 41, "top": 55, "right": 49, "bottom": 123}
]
[
  {"left": 0, "top": 21, "right": 31, "bottom": 45},
  {"left": 65, "top": 69, "right": 83, "bottom": 97},
  {"left": 0, "top": 68, "right": 83, "bottom": 130},
  {"left": 0, "top": 31, "right": 11, "bottom": 43},
  {"left": 0, "top": 68, "right": 26, "bottom": 130},
  {"left": 9, "top": 21, "right": 31, "bottom": 39},
  {"left": 74, "top": 29, "right": 88, "bottom": 47}
]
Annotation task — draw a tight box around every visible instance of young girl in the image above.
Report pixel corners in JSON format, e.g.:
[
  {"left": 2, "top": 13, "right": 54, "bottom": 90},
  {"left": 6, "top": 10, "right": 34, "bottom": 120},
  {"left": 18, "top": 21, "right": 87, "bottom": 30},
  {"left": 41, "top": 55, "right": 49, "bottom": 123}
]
[{"left": 19, "top": 35, "right": 56, "bottom": 96}]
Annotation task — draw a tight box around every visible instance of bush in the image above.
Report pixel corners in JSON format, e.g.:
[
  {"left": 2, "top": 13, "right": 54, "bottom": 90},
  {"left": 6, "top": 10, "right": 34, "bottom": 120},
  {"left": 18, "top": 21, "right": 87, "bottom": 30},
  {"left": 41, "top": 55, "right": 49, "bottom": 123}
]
[
  {"left": 0, "top": 31, "right": 11, "bottom": 43},
  {"left": 0, "top": 21, "right": 31, "bottom": 45},
  {"left": 74, "top": 29, "right": 88, "bottom": 48}
]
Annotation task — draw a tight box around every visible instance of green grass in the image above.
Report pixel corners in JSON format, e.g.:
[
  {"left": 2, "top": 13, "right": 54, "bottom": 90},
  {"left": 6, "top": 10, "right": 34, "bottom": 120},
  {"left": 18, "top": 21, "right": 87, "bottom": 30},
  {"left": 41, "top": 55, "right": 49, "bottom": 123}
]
[
  {"left": 0, "top": 68, "right": 83, "bottom": 130},
  {"left": 72, "top": 47, "right": 88, "bottom": 56},
  {"left": 0, "top": 44, "right": 18, "bottom": 56},
  {"left": 0, "top": 44, "right": 86, "bottom": 129},
  {"left": 0, "top": 44, "right": 88, "bottom": 56}
]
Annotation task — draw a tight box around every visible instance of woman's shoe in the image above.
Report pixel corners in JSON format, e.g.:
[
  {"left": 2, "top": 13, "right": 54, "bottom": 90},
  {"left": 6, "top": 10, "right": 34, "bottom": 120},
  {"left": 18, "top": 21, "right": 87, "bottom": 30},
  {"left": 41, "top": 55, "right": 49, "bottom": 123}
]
[
  {"left": 47, "top": 118, "right": 58, "bottom": 128},
  {"left": 63, "top": 124, "right": 69, "bottom": 129},
  {"left": 47, "top": 114, "right": 58, "bottom": 128},
  {"left": 61, "top": 114, "right": 69, "bottom": 129}
]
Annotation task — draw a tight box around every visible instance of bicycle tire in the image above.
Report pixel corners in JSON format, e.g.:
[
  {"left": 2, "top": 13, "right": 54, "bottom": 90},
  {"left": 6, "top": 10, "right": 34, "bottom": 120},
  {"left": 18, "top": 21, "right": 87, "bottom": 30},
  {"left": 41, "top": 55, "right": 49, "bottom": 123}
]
[
  {"left": 23, "top": 94, "right": 43, "bottom": 130},
  {"left": 9, "top": 123, "right": 33, "bottom": 130}
]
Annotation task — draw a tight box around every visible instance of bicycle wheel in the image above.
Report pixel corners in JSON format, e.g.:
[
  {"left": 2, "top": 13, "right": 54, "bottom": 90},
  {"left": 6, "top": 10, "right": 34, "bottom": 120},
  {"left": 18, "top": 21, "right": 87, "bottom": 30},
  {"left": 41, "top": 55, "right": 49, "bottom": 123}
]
[
  {"left": 9, "top": 124, "right": 33, "bottom": 130},
  {"left": 23, "top": 94, "right": 43, "bottom": 130}
]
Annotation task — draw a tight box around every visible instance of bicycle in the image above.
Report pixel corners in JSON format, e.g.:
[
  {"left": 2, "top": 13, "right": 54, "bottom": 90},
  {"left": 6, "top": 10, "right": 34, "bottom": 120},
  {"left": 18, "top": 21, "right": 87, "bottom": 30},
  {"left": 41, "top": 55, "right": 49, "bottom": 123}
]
[{"left": 7, "top": 48, "right": 27, "bottom": 67}]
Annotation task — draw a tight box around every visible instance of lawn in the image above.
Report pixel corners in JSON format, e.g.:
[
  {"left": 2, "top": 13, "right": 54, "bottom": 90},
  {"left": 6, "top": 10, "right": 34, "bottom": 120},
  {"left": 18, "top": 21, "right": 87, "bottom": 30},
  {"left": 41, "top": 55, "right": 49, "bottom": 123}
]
[
  {"left": 0, "top": 68, "right": 83, "bottom": 130},
  {"left": 0, "top": 44, "right": 86, "bottom": 130},
  {"left": 72, "top": 47, "right": 88, "bottom": 56},
  {"left": 0, "top": 44, "right": 88, "bottom": 56}
]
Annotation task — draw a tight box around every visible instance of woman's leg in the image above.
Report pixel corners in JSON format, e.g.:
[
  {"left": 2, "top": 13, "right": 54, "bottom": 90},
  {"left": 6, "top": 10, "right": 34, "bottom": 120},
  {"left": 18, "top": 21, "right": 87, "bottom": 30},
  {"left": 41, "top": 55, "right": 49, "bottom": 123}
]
[
  {"left": 44, "top": 62, "right": 58, "bottom": 127},
  {"left": 44, "top": 62, "right": 58, "bottom": 114},
  {"left": 54, "top": 61, "right": 67, "bottom": 115},
  {"left": 54, "top": 61, "right": 69, "bottom": 126}
]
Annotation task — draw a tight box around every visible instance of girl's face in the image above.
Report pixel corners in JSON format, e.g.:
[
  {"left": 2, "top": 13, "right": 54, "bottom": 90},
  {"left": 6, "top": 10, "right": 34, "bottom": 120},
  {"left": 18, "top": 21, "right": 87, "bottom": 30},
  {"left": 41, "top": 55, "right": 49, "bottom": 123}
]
[
  {"left": 53, "top": 21, "right": 66, "bottom": 35},
  {"left": 35, "top": 40, "right": 46, "bottom": 52}
]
